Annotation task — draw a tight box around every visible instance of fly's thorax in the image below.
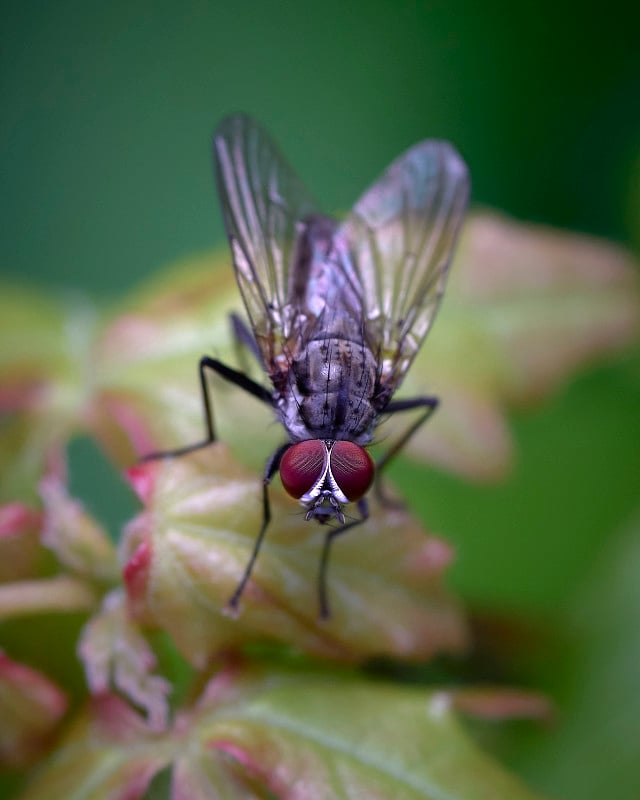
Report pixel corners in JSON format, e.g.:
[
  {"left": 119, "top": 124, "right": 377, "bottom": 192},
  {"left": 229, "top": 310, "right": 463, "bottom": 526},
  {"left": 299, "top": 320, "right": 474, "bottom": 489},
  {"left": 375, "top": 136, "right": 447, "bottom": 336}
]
[
  {"left": 276, "top": 334, "right": 379, "bottom": 441},
  {"left": 279, "top": 439, "right": 375, "bottom": 520}
]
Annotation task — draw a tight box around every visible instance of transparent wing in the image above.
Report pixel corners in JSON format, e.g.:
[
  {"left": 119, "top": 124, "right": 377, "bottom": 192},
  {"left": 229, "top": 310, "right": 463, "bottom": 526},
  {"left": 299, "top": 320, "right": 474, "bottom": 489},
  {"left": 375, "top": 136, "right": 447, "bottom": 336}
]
[
  {"left": 213, "top": 114, "right": 318, "bottom": 367},
  {"left": 339, "top": 140, "right": 470, "bottom": 398}
]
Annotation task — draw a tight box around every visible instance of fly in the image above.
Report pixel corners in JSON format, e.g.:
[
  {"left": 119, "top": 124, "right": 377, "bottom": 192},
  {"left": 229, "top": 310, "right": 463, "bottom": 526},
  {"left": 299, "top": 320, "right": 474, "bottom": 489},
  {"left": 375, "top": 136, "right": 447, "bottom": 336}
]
[{"left": 143, "top": 114, "right": 470, "bottom": 618}]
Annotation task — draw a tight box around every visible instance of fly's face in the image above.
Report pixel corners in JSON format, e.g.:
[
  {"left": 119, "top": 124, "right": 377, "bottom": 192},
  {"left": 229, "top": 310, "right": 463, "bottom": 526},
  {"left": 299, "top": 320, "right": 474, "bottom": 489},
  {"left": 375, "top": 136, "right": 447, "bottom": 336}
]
[{"left": 279, "top": 440, "right": 375, "bottom": 523}]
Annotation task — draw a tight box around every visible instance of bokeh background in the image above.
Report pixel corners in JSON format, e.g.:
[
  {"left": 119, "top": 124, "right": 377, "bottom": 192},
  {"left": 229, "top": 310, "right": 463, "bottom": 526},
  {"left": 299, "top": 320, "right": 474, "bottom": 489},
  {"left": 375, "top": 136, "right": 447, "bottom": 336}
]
[{"left": 2, "top": 2, "right": 639, "bottom": 798}]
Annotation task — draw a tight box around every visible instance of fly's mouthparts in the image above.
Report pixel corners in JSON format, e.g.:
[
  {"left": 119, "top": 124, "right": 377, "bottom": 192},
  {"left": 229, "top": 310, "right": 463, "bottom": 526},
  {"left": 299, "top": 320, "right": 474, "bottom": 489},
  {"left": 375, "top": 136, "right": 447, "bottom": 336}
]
[{"left": 304, "top": 492, "right": 345, "bottom": 525}]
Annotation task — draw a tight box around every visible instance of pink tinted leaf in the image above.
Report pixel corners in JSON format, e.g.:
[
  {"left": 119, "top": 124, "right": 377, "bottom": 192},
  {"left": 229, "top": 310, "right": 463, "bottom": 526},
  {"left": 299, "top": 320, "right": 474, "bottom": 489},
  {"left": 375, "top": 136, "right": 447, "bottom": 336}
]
[
  {"left": 455, "top": 213, "right": 639, "bottom": 399},
  {"left": 178, "top": 667, "right": 545, "bottom": 800},
  {"left": 394, "top": 211, "right": 640, "bottom": 479},
  {"left": 0, "top": 268, "right": 224, "bottom": 498},
  {"left": 0, "top": 651, "right": 67, "bottom": 767},
  {"left": 78, "top": 590, "right": 171, "bottom": 731},
  {"left": 121, "top": 448, "right": 468, "bottom": 664},
  {"left": 402, "top": 384, "right": 513, "bottom": 481},
  {"left": 91, "top": 253, "right": 252, "bottom": 468}
]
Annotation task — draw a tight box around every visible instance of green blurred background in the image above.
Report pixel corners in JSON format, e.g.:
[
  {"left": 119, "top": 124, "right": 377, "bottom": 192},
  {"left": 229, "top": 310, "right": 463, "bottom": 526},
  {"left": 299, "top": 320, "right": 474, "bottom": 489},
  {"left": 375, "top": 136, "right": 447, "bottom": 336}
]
[
  {"left": 3, "top": 1, "right": 639, "bottom": 294},
  {"left": 2, "top": 2, "right": 640, "bottom": 798}
]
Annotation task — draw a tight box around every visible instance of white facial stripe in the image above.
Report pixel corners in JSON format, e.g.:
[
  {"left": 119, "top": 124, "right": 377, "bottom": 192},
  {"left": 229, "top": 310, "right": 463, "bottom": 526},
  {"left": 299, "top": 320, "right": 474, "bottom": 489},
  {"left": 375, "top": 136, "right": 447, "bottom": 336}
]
[
  {"left": 299, "top": 442, "right": 331, "bottom": 504},
  {"left": 326, "top": 454, "right": 349, "bottom": 504}
]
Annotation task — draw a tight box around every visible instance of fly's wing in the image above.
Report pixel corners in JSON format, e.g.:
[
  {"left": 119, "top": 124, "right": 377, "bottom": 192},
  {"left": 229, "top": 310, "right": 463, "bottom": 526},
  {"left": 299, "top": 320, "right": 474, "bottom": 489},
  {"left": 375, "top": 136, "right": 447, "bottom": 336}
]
[
  {"left": 213, "top": 114, "right": 318, "bottom": 370},
  {"left": 338, "top": 140, "right": 470, "bottom": 401}
]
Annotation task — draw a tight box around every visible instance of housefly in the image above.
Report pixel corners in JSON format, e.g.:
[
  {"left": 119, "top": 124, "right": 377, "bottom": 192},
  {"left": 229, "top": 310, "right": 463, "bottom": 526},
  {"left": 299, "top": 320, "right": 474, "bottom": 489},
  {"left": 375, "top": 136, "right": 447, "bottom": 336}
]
[{"left": 144, "top": 114, "right": 470, "bottom": 618}]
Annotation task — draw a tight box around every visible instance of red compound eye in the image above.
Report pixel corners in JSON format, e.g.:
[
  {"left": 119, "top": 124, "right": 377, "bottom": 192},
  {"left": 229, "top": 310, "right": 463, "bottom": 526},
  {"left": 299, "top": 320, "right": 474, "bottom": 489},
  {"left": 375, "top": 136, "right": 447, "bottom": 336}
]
[
  {"left": 330, "top": 441, "right": 375, "bottom": 502},
  {"left": 280, "top": 440, "right": 327, "bottom": 499}
]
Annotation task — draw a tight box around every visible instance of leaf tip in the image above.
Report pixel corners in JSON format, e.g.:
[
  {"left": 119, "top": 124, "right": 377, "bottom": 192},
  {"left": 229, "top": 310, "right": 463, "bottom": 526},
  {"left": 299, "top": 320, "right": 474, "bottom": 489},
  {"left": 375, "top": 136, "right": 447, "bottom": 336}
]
[{"left": 126, "top": 462, "right": 158, "bottom": 505}]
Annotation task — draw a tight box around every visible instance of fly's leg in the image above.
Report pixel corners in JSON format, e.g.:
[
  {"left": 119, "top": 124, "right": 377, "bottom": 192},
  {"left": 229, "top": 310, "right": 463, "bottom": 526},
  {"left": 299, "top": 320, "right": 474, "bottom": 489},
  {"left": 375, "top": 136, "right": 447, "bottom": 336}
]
[
  {"left": 318, "top": 498, "right": 369, "bottom": 620},
  {"left": 374, "top": 396, "right": 439, "bottom": 508},
  {"left": 141, "top": 355, "right": 273, "bottom": 461},
  {"left": 225, "top": 443, "right": 291, "bottom": 615}
]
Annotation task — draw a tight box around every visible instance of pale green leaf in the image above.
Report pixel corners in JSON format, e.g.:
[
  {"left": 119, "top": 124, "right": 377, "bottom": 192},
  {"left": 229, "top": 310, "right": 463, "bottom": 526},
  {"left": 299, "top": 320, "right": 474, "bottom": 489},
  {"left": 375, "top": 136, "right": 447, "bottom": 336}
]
[
  {"left": 19, "top": 668, "right": 545, "bottom": 800},
  {"left": 122, "top": 448, "right": 467, "bottom": 664}
]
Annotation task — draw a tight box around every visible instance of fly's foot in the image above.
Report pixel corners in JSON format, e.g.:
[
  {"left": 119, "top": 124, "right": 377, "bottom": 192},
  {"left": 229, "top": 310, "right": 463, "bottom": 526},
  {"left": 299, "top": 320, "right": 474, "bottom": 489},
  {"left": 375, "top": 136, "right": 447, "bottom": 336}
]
[{"left": 222, "top": 597, "right": 242, "bottom": 619}]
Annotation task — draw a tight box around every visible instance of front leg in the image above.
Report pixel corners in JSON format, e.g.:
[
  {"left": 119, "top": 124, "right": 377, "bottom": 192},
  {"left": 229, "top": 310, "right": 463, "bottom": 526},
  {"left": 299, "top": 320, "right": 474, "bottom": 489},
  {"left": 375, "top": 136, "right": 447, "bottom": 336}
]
[
  {"left": 318, "top": 498, "right": 369, "bottom": 619},
  {"left": 141, "top": 355, "right": 273, "bottom": 461},
  {"left": 225, "top": 442, "right": 291, "bottom": 615}
]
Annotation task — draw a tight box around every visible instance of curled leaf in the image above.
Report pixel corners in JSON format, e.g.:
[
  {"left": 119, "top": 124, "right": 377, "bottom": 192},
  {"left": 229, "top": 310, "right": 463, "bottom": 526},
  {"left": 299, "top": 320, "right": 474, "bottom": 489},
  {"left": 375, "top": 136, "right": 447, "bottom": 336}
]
[
  {"left": 122, "top": 447, "right": 468, "bottom": 664},
  {"left": 0, "top": 466, "right": 114, "bottom": 621},
  {"left": 40, "top": 473, "right": 118, "bottom": 582},
  {"left": 78, "top": 590, "right": 171, "bottom": 731},
  {"left": 17, "top": 694, "right": 170, "bottom": 800}
]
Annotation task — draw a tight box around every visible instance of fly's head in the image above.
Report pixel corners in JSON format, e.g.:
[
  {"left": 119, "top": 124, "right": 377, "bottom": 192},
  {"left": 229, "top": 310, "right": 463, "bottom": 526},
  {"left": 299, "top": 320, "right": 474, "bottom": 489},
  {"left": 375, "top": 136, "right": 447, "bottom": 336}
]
[{"left": 280, "top": 439, "right": 374, "bottom": 524}]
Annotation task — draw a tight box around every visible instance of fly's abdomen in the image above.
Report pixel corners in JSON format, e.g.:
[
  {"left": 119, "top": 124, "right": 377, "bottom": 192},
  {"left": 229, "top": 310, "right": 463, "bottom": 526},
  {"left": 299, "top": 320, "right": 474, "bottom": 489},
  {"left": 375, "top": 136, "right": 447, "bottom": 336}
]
[{"left": 279, "top": 335, "right": 378, "bottom": 442}]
